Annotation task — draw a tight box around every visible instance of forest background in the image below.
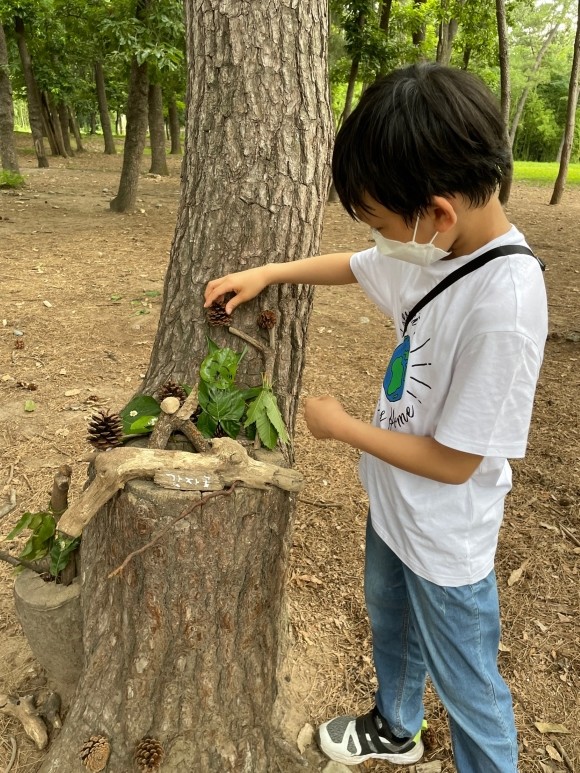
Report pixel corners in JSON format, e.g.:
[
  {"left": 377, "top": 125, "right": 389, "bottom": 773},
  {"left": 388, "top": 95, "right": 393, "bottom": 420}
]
[{"left": 0, "top": 1, "right": 579, "bottom": 772}]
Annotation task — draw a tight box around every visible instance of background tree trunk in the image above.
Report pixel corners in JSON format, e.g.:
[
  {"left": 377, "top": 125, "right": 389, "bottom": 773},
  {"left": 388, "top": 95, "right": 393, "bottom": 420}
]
[
  {"left": 148, "top": 83, "right": 169, "bottom": 175},
  {"left": 41, "top": 92, "right": 67, "bottom": 157},
  {"left": 168, "top": 94, "right": 181, "bottom": 154},
  {"left": 0, "top": 22, "right": 19, "bottom": 173},
  {"left": 95, "top": 61, "right": 117, "bottom": 154},
  {"left": 496, "top": 0, "right": 513, "bottom": 204},
  {"left": 14, "top": 16, "right": 49, "bottom": 168},
  {"left": 142, "top": 0, "right": 333, "bottom": 439},
  {"left": 109, "top": 57, "right": 149, "bottom": 212},
  {"left": 509, "top": 24, "right": 559, "bottom": 147},
  {"left": 68, "top": 108, "right": 85, "bottom": 153},
  {"left": 436, "top": 18, "right": 460, "bottom": 65},
  {"left": 58, "top": 102, "right": 74, "bottom": 156},
  {"left": 550, "top": 0, "right": 580, "bottom": 205}
]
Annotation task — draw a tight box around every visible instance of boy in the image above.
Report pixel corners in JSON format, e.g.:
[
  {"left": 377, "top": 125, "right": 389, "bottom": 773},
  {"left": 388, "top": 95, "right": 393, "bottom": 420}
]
[{"left": 204, "top": 63, "right": 547, "bottom": 772}]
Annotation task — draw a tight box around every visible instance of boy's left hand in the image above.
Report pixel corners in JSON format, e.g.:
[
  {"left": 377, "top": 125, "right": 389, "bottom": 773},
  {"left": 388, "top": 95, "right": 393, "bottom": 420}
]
[{"left": 304, "top": 396, "right": 350, "bottom": 440}]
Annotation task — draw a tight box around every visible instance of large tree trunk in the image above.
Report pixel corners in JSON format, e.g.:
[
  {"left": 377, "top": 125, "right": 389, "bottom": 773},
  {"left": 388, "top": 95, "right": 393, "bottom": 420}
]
[
  {"left": 496, "top": 0, "right": 513, "bottom": 205},
  {"left": 142, "top": 0, "right": 333, "bottom": 437},
  {"left": 168, "top": 94, "right": 181, "bottom": 154},
  {"left": 42, "top": 92, "right": 68, "bottom": 157},
  {"left": 109, "top": 56, "right": 149, "bottom": 212},
  {"left": 148, "top": 82, "right": 169, "bottom": 175},
  {"left": 436, "top": 18, "right": 460, "bottom": 65},
  {"left": 550, "top": 0, "right": 580, "bottom": 205},
  {"left": 412, "top": 0, "right": 428, "bottom": 46},
  {"left": 13, "top": 16, "right": 49, "bottom": 168},
  {"left": 40, "top": 478, "right": 303, "bottom": 773},
  {"left": 41, "top": 2, "right": 332, "bottom": 770},
  {"left": 0, "top": 22, "right": 19, "bottom": 173},
  {"left": 95, "top": 60, "right": 117, "bottom": 154}
]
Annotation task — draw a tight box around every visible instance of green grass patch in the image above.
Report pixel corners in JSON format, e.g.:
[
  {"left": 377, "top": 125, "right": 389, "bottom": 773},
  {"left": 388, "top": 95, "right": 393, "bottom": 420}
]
[
  {"left": 0, "top": 170, "right": 25, "bottom": 188},
  {"left": 513, "top": 161, "right": 580, "bottom": 186}
]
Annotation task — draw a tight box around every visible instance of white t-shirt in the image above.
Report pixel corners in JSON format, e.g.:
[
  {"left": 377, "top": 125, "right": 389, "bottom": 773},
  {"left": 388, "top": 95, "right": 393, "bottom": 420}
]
[{"left": 350, "top": 226, "right": 547, "bottom": 586}]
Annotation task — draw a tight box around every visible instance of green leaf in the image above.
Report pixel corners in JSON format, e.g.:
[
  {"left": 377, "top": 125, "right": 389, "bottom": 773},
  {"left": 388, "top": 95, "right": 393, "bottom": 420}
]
[
  {"left": 199, "top": 346, "right": 244, "bottom": 389},
  {"left": 49, "top": 535, "right": 80, "bottom": 577},
  {"left": 120, "top": 395, "right": 161, "bottom": 435},
  {"left": 255, "top": 411, "right": 278, "bottom": 450},
  {"left": 206, "top": 336, "right": 220, "bottom": 356},
  {"left": 143, "top": 290, "right": 160, "bottom": 297},
  {"left": 24, "top": 400, "right": 36, "bottom": 412},
  {"left": 205, "top": 390, "right": 246, "bottom": 428},
  {"left": 6, "top": 512, "right": 35, "bottom": 540},
  {"left": 35, "top": 514, "right": 56, "bottom": 544},
  {"left": 219, "top": 419, "right": 241, "bottom": 439},
  {"left": 196, "top": 410, "right": 217, "bottom": 438},
  {"left": 110, "top": 294, "right": 123, "bottom": 301},
  {"left": 262, "top": 391, "right": 289, "bottom": 444}
]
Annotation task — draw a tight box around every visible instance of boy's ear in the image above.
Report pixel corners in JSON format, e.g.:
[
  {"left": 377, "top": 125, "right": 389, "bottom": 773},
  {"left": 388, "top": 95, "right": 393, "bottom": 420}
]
[{"left": 428, "top": 196, "right": 457, "bottom": 233}]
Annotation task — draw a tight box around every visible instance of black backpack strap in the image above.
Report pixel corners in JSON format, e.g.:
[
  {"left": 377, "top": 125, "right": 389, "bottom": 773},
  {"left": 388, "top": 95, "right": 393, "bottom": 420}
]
[{"left": 402, "top": 245, "right": 544, "bottom": 337}]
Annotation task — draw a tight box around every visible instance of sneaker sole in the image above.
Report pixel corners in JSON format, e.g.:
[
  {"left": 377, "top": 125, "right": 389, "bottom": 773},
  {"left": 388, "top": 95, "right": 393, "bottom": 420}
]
[{"left": 316, "top": 733, "right": 424, "bottom": 767}]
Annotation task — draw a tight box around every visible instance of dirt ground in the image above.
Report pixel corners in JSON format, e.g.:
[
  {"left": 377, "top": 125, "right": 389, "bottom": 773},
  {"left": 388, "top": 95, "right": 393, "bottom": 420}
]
[{"left": 0, "top": 136, "right": 578, "bottom": 773}]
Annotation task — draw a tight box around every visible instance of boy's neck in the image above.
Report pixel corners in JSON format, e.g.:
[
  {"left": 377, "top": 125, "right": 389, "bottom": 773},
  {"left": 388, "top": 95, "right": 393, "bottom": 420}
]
[{"left": 447, "top": 196, "right": 512, "bottom": 259}]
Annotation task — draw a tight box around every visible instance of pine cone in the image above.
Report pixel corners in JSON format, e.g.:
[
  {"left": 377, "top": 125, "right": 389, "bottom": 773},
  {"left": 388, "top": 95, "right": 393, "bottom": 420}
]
[
  {"left": 134, "top": 737, "right": 164, "bottom": 771},
  {"left": 213, "top": 423, "right": 228, "bottom": 438},
  {"left": 207, "top": 301, "right": 232, "bottom": 327},
  {"left": 79, "top": 735, "right": 111, "bottom": 772},
  {"left": 257, "top": 309, "right": 277, "bottom": 330},
  {"left": 14, "top": 338, "right": 25, "bottom": 350},
  {"left": 157, "top": 380, "right": 187, "bottom": 405},
  {"left": 87, "top": 410, "right": 123, "bottom": 450},
  {"left": 190, "top": 404, "right": 203, "bottom": 424}
]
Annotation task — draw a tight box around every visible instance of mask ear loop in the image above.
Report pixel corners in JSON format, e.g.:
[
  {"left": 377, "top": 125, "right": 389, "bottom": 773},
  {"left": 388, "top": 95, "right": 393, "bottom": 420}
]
[{"left": 412, "top": 215, "right": 421, "bottom": 242}]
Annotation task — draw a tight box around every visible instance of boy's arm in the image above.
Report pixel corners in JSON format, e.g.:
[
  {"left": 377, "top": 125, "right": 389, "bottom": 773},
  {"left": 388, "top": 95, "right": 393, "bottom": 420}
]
[
  {"left": 305, "top": 396, "right": 483, "bottom": 485},
  {"left": 204, "top": 252, "right": 356, "bottom": 314}
]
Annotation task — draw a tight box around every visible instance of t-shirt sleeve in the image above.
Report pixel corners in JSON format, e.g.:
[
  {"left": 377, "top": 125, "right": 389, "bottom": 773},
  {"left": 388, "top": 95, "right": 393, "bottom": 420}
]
[
  {"left": 350, "top": 247, "right": 400, "bottom": 318},
  {"left": 434, "top": 331, "right": 544, "bottom": 458}
]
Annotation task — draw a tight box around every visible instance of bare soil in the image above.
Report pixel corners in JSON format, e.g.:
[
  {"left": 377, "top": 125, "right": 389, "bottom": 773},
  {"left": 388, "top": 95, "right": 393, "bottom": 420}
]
[{"left": 0, "top": 136, "right": 578, "bottom": 772}]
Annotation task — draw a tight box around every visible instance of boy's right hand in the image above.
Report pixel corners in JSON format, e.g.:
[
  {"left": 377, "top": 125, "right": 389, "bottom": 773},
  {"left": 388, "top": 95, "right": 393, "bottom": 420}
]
[{"left": 204, "top": 266, "right": 272, "bottom": 315}]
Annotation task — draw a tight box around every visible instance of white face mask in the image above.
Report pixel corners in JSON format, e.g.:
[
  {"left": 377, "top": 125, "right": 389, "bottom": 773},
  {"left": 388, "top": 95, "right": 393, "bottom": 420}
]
[{"left": 371, "top": 217, "right": 450, "bottom": 267}]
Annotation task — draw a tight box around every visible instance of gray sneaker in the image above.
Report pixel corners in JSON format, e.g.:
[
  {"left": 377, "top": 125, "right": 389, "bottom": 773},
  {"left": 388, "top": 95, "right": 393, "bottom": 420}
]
[{"left": 316, "top": 707, "right": 425, "bottom": 767}]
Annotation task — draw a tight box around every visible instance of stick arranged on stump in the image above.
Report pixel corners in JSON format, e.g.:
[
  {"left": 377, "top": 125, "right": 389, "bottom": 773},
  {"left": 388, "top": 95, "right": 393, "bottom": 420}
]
[
  {"left": 57, "top": 437, "right": 304, "bottom": 538},
  {"left": 148, "top": 390, "right": 208, "bottom": 452}
]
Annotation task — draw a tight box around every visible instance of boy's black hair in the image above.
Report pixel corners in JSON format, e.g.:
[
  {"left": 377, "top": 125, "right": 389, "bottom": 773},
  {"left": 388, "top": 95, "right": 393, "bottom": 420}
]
[{"left": 332, "top": 63, "right": 511, "bottom": 222}]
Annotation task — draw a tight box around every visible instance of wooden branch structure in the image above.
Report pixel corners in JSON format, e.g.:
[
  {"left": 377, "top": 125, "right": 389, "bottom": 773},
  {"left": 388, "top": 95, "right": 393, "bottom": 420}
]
[
  {"left": 57, "top": 437, "right": 304, "bottom": 537},
  {"left": 0, "top": 694, "right": 48, "bottom": 750},
  {"left": 148, "top": 390, "right": 209, "bottom": 452}
]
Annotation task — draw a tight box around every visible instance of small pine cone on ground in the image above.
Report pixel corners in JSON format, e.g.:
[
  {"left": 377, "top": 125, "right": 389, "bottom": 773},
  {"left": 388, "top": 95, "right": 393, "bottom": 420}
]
[
  {"left": 14, "top": 338, "right": 25, "bottom": 350},
  {"left": 207, "top": 300, "right": 232, "bottom": 327},
  {"left": 257, "top": 309, "right": 277, "bottom": 330},
  {"left": 79, "top": 735, "right": 110, "bottom": 772},
  {"left": 190, "top": 404, "right": 203, "bottom": 424},
  {"left": 157, "top": 380, "right": 187, "bottom": 405},
  {"left": 134, "top": 737, "right": 164, "bottom": 771},
  {"left": 87, "top": 410, "right": 124, "bottom": 450}
]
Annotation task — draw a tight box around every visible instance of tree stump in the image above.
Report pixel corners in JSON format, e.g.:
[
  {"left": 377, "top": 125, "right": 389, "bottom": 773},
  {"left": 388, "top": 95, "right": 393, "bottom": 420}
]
[{"left": 40, "top": 476, "right": 304, "bottom": 772}]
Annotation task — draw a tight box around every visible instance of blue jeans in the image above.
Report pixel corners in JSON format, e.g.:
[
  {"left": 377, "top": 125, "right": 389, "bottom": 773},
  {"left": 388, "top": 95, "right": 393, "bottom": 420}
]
[{"left": 364, "top": 516, "right": 518, "bottom": 773}]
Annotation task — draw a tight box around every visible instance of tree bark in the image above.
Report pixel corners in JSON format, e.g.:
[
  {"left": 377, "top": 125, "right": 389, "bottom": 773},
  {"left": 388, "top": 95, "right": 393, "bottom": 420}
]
[
  {"left": 412, "top": 0, "right": 428, "bottom": 46},
  {"left": 40, "top": 477, "right": 306, "bottom": 772},
  {"left": 436, "top": 18, "right": 460, "bottom": 65},
  {"left": 375, "top": 0, "right": 393, "bottom": 81},
  {"left": 42, "top": 92, "right": 68, "bottom": 157},
  {"left": 0, "top": 22, "right": 19, "bottom": 173},
  {"left": 13, "top": 16, "right": 48, "bottom": 168},
  {"left": 109, "top": 56, "right": 149, "bottom": 212},
  {"left": 496, "top": 0, "right": 513, "bottom": 204},
  {"left": 57, "top": 102, "right": 74, "bottom": 156},
  {"left": 142, "top": 0, "right": 333, "bottom": 440},
  {"left": 168, "top": 94, "right": 181, "bottom": 154},
  {"left": 68, "top": 107, "right": 85, "bottom": 153},
  {"left": 95, "top": 60, "right": 117, "bottom": 154},
  {"left": 550, "top": 0, "right": 580, "bottom": 205},
  {"left": 148, "top": 82, "right": 169, "bottom": 175}
]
